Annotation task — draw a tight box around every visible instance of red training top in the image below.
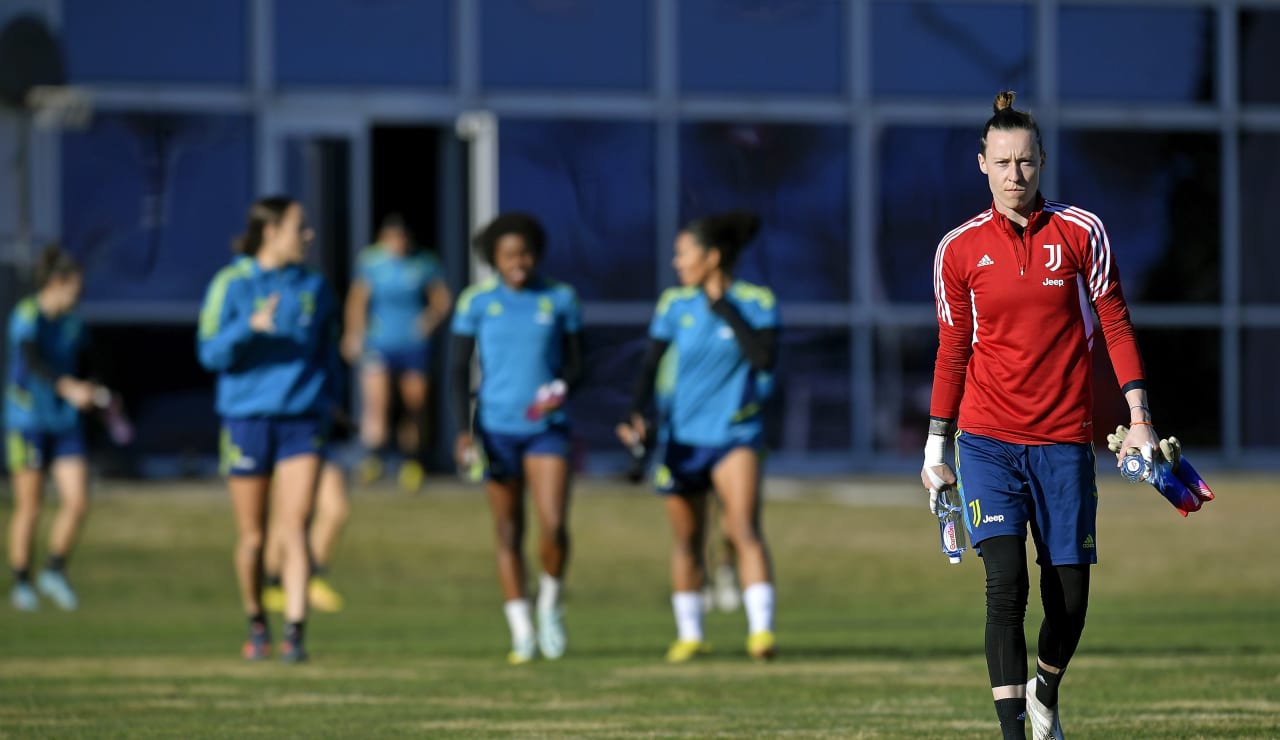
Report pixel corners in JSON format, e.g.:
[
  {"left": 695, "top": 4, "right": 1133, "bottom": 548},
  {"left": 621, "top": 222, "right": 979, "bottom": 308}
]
[{"left": 929, "top": 195, "right": 1145, "bottom": 445}]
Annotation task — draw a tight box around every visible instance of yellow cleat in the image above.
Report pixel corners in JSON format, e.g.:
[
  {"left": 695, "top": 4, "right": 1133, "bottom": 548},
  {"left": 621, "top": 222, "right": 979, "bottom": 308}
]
[
  {"left": 398, "top": 460, "right": 425, "bottom": 493},
  {"left": 665, "top": 639, "right": 712, "bottom": 663},
  {"left": 508, "top": 636, "right": 536, "bottom": 665},
  {"left": 307, "top": 576, "right": 344, "bottom": 613},
  {"left": 356, "top": 456, "right": 383, "bottom": 485},
  {"left": 262, "top": 585, "right": 285, "bottom": 614},
  {"left": 746, "top": 630, "right": 777, "bottom": 661}
]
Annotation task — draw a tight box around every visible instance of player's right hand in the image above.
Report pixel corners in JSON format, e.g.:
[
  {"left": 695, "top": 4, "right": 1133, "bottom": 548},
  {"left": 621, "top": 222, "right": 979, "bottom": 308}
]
[
  {"left": 339, "top": 332, "right": 362, "bottom": 363},
  {"left": 615, "top": 413, "right": 647, "bottom": 451},
  {"left": 57, "top": 378, "right": 97, "bottom": 410},
  {"left": 921, "top": 463, "right": 956, "bottom": 515},
  {"left": 454, "top": 432, "right": 476, "bottom": 469},
  {"left": 250, "top": 294, "right": 279, "bottom": 333}
]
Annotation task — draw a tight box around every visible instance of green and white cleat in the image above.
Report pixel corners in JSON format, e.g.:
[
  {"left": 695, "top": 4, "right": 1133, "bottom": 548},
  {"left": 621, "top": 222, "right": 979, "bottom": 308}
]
[
  {"left": 36, "top": 570, "right": 78, "bottom": 611},
  {"left": 10, "top": 582, "right": 38, "bottom": 611},
  {"left": 1026, "top": 678, "right": 1065, "bottom": 740},
  {"left": 537, "top": 605, "right": 567, "bottom": 660}
]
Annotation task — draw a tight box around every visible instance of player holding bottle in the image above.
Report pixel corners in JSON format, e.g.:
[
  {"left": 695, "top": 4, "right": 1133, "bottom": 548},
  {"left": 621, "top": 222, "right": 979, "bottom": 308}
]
[
  {"left": 449, "top": 212, "right": 583, "bottom": 664},
  {"left": 618, "top": 210, "right": 779, "bottom": 663},
  {"left": 922, "top": 91, "right": 1160, "bottom": 739}
]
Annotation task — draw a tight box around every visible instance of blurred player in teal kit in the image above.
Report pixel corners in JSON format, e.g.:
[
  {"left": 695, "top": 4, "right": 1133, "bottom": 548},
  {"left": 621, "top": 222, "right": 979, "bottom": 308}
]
[
  {"left": 6, "top": 246, "right": 120, "bottom": 611},
  {"left": 198, "top": 196, "right": 341, "bottom": 662},
  {"left": 449, "top": 213, "right": 583, "bottom": 664},
  {"left": 618, "top": 211, "right": 779, "bottom": 662},
  {"left": 342, "top": 214, "right": 452, "bottom": 492}
]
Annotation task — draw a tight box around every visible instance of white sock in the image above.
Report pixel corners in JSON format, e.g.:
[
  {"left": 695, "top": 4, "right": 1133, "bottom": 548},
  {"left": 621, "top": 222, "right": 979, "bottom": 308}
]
[
  {"left": 537, "top": 573, "right": 562, "bottom": 613},
  {"left": 743, "top": 582, "right": 775, "bottom": 634},
  {"left": 672, "top": 591, "right": 704, "bottom": 642},
  {"left": 503, "top": 599, "right": 533, "bottom": 644}
]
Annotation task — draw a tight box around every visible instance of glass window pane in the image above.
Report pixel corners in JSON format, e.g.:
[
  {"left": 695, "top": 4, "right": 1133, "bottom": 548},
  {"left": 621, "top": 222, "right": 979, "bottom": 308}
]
[
  {"left": 1241, "top": 10, "right": 1280, "bottom": 104},
  {"left": 1058, "top": 131, "right": 1220, "bottom": 304},
  {"left": 64, "top": 0, "right": 246, "bottom": 83},
  {"left": 1058, "top": 6, "right": 1214, "bottom": 102},
  {"left": 570, "top": 325, "right": 650, "bottom": 457},
  {"left": 877, "top": 126, "right": 990, "bottom": 304},
  {"left": 1241, "top": 134, "right": 1280, "bottom": 304},
  {"left": 1125, "top": 329, "right": 1220, "bottom": 447},
  {"left": 481, "top": 0, "right": 649, "bottom": 90},
  {"left": 680, "top": 122, "right": 851, "bottom": 302},
  {"left": 873, "top": 327, "right": 938, "bottom": 455},
  {"left": 679, "top": 0, "right": 844, "bottom": 94},
  {"left": 498, "top": 120, "right": 656, "bottom": 301},
  {"left": 275, "top": 0, "right": 451, "bottom": 87},
  {"left": 1243, "top": 330, "right": 1280, "bottom": 450},
  {"left": 872, "top": 2, "right": 1032, "bottom": 98},
  {"left": 773, "top": 329, "right": 851, "bottom": 452},
  {"left": 60, "top": 113, "right": 255, "bottom": 304}
]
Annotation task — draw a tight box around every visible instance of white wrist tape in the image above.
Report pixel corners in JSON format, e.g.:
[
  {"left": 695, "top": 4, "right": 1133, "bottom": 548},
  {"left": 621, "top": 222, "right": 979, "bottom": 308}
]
[{"left": 924, "top": 434, "right": 947, "bottom": 467}]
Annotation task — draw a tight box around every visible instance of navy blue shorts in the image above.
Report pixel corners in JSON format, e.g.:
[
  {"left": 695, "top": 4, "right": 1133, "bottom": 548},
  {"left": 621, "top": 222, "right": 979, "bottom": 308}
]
[
  {"left": 956, "top": 431, "right": 1099, "bottom": 566},
  {"left": 478, "top": 424, "right": 570, "bottom": 481},
  {"left": 362, "top": 345, "right": 429, "bottom": 375},
  {"left": 654, "top": 434, "right": 763, "bottom": 497},
  {"left": 6, "top": 428, "right": 86, "bottom": 471},
  {"left": 221, "top": 417, "right": 327, "bottom": 477}
]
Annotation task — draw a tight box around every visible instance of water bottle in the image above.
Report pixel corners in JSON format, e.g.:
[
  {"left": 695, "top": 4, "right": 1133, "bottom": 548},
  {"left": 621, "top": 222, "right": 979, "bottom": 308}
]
[
  {"left": 935, "top": 488, "right": 968, "bottom": 564},
  {"left": 1119, "top": 452, "right": 1151, "bottom": 483}
]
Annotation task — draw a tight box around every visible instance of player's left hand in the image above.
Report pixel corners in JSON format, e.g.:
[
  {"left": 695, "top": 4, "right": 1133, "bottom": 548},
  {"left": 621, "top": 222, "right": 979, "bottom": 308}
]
[{"left": 1116, "top": 422, "right": 1159, "bottom": 464}]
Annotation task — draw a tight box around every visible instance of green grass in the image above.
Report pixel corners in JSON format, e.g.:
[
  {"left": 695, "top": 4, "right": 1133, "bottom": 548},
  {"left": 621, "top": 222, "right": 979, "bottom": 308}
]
[{"left": 1, "top": 474, "right": 1278, "bottom": 738}]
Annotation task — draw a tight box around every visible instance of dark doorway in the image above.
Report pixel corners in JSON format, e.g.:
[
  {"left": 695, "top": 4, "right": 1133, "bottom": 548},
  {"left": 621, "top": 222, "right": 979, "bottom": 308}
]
[{"left": 368, "top": 124, "right": 468, "bottom": 471}]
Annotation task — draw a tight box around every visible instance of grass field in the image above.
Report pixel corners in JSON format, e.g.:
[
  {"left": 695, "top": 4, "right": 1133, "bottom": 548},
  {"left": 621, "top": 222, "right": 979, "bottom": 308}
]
[{"left": 1, "top": 472, "right": 1278, "bottom": 738}]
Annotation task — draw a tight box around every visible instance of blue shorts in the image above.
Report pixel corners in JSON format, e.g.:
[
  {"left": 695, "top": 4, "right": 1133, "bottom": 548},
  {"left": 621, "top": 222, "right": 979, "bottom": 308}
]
[
  {"left": 221, "top": 417, "right": 327, "bottom": 477},
  {"left": 362, "top": 345, "right": 429, "bottom": 375},
  {"left": 6, "top": 428, "right": 86, "bottom": 471},
  {"left": 478, "top": 424, "right": 570, "bottom": 481},
  {"left": 654, "top": 435, "right": 763, "bottom": 497},
  {"left": 956, "top": 431, "right": 1099, "bottom": 566}
]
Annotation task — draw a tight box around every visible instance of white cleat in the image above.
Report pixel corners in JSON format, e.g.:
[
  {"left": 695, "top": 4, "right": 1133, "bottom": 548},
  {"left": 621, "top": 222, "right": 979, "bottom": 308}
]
[
  {"left": 1026, "top": 678, "right": 1065, "bottom": 740},
  {"left": 537, "top": 605, "right": 567, "bottom": 660},
  {"left": 712, "top": 565, "right": 741, "bottom": 612}
]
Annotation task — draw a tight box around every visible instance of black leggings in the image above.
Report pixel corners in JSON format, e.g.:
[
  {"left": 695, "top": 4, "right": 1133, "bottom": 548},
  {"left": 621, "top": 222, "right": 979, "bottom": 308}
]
[{"left": 980, "top": 535, "right": 1090, "bottom": 688}]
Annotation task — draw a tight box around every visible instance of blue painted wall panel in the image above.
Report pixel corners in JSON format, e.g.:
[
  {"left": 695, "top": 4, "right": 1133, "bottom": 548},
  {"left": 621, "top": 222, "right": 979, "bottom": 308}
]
[
  {"left": 64, "top": 0, "right": 246, "bottom": 83},
  {"left": 482, "top": 0, "right": 649, "bottom": 90},
  {"left": 275, "top": 0, "right": 451, "bottom": 87}
]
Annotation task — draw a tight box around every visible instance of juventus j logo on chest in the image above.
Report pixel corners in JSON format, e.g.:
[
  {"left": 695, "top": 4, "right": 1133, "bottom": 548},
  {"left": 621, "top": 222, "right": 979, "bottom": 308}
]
[{"left": 1043, "top": 244, "right": 1063, "bottom": 271}]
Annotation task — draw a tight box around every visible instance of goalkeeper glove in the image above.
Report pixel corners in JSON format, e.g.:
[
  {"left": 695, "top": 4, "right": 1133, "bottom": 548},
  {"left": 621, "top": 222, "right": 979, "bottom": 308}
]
[{"left": 1107, "top": 425, "right": 1216, "bottom": 516}]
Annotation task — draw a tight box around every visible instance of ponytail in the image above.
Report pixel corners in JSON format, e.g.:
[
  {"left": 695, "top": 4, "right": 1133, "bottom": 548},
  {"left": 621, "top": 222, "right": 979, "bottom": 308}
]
[
  {"left": 980, "top": 90, "right": 1043, "bottom": 155},
  {"left": 681, "top": 210, "right": 762, "bottom": 273},
  {"left": 33, "top": 243, "right": 80, "bottom": 289}
]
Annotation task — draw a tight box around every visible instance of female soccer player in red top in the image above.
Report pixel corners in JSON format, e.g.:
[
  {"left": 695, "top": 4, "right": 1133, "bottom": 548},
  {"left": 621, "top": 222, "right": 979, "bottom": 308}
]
[{"left": 921, "top": 91, "right": 1160, "bottom": 740}]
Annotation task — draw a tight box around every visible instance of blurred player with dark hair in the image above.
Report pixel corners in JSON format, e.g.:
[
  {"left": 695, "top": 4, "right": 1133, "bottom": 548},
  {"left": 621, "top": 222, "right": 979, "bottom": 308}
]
[
  {"left": 617, "top": 210, "right": 779, "bottom": 662},
  {"left": 449, "top": 212, "right": 583, "bottom": 664},
  {"left": 198, "top": 196, "right": 340, "bottom": 662},
  {"left": 923, "top": 91, "right": 1157, "bottom": 740},
  {"left": 342, "top": 214, "right": 451, "bottom": 492},
  {"left": 6, "top": 245, "right": 118, "bottom": 611}
]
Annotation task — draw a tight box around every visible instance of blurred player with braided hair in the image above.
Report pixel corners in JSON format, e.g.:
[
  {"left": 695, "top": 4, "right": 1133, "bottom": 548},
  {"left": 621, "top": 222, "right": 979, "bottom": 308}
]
[
  {"left": 922, "top": 91, "right": 1163, "bottom": 739},
  {"left": 449, "top": 212, "right": 583, "bottom": 664}
]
